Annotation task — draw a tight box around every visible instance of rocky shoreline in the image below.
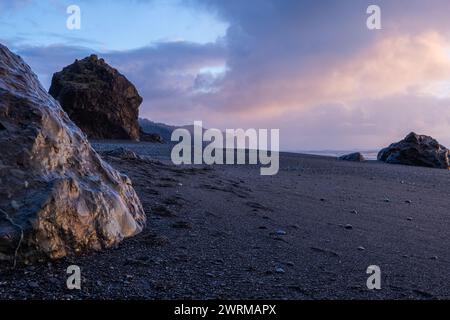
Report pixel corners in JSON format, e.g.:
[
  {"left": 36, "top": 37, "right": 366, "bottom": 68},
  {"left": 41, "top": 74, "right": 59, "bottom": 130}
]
[{"left": 1, "top": 42, "right": 450, "bottom": 300}]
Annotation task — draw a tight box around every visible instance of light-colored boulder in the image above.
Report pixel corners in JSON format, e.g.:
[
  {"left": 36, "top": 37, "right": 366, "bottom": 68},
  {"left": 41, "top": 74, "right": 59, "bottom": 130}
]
[{"left": 0, "top": 44, "right": 146, "bottom": 261}]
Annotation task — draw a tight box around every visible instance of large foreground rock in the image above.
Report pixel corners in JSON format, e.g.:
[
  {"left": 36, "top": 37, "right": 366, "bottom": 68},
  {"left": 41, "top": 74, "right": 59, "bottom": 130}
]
[
  {"left": 378, "top": 132, "right": 450, "bottom": 169},
  {"left": 0, "top": 44, "right": 146, "bottom": 261},
  {"left": 49, "top": 55, "right": 142, "bottom": 140}
]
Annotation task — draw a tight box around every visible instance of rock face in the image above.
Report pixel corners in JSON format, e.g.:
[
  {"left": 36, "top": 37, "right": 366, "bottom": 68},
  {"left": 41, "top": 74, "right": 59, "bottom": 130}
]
[
  {"left": 0, "top": 44, "right": 146, "bottom": 261},
  {"left": 338, "top": 152, "right": 365, "bottom": 162},
  {"left": 378, "top": 132, "right": 450, "bottom": 169},
  {"left": 49, "top": 55, "right": 142, "bottom": 140}
]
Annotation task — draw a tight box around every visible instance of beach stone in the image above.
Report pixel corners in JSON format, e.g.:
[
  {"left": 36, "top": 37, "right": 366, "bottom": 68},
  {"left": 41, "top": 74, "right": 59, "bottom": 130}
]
[
  {"left": 378, "top": 132, "right": 450, "bottom": 169},
  {"left": 103, "top": 147, "right": 140, "bottom": 160},
  {"left": 49, "top": 54, "right": 143, "bottom": 140},
  {"left": 338, "top": 152, "right": 365, "bottom": 162},
  {"left": 0, "top": 44, "right": 146, "bottom": 260},
  {"left": 275, "top": 267, "right": 285, "bottom": 274}
]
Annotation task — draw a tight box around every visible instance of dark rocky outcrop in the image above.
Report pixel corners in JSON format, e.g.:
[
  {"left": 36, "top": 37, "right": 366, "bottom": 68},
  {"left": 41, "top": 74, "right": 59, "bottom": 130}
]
[
  {"left": 338, "top": 152, "right": 365, "bottom": 162},
  {"left": 103, "top": 148, "right": 140, "bottom": 161},
  {"left": 49, "top": 55, "right": 142, "bottom": 140},
  {"left": 0, "top": 44, "right": 146, "bottom": 261},
  {"left": 139, "top": 118, "right": 175, "bottom": 142},
  {"left": 378, "top": 132, "right": 450, "bottom": 169}
]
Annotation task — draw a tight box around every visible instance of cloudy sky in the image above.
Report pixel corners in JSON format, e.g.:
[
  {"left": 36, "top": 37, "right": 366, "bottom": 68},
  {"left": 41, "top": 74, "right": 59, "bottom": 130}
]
[{"left": 2, "top": 0, "right": 450, "bottom": 151}]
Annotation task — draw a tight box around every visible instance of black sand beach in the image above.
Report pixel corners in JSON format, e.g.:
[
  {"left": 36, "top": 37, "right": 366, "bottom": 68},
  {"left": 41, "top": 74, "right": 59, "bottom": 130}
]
[{"left": 0, "top": 141, "right": 449, "bottom": 300}]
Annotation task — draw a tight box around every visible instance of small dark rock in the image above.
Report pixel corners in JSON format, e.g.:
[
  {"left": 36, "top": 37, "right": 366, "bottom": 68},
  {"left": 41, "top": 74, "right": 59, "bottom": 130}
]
[
  {"left": 338, "top": 152, "right": 365, "bottom": 162},
  {"left": 139, "top": 129, "right": 164, "bottom": 143}
]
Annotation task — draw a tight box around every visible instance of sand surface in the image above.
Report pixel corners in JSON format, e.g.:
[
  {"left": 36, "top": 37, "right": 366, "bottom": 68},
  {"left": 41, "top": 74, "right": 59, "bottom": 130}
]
[{"left": 1, "top": 141, "right": 449, "bottom": 299}]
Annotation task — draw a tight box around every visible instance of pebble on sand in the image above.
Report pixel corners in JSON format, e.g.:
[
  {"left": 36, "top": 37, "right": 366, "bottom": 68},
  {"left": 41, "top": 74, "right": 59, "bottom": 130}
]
[
  {"left": 344, "top": 224, "right": 353, "bottom": 230},
  {"left": 276, "top": 230, "right": 287, "bottom": 236},
  {"left": 275, "top": 267, "right": 285, "bottom": 274}
]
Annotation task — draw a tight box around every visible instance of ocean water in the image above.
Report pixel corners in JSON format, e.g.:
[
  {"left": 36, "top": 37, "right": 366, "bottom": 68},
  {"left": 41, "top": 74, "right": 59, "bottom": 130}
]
[{"left": 296, "top": 150, "right": 379, "bottom": 160}]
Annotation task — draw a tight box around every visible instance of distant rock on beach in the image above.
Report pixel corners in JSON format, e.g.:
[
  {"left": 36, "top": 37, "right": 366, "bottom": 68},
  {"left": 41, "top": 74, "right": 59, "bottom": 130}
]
[
  {"left": 49, "top": 54, "right": 143, "bottom": 141},
  {"left": 0, "top": 44, "right": 146, "bottom": 260},
  {"left": 378, "top": 132, "right": 450, "bottom": 169},
  {"left": 338, "top": 152, "right": 365, "bottom": 162}
]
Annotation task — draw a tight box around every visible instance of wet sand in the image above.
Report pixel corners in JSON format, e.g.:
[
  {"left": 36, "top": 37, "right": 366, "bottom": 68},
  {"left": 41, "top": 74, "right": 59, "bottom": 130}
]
[{"left": 1, "top": 141, "right": 449, "bottom": 299}]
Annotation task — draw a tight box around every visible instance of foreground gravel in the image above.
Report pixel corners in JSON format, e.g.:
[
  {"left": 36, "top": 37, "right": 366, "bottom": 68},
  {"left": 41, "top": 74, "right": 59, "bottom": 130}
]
[{"left": 1, "top": 142, "right": 449, "bottom": 300}]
